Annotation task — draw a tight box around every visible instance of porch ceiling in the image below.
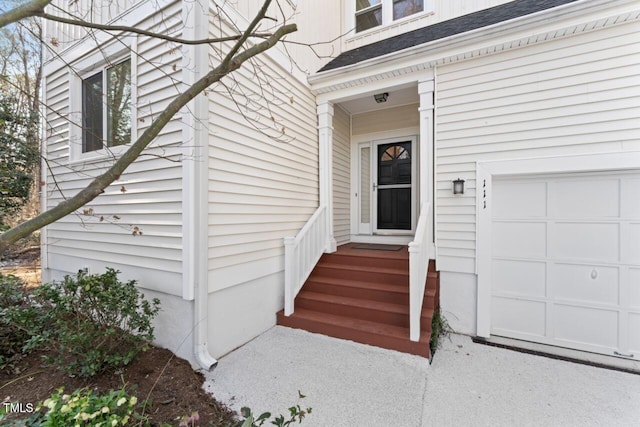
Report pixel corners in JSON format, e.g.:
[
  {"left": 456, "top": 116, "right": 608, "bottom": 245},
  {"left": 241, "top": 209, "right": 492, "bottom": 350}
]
[{"left": 338, "top": 85, "right": 418, "bottom": 115}]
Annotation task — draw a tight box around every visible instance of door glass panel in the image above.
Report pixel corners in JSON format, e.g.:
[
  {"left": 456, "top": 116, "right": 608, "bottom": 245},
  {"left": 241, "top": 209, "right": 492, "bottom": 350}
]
[
  {"left": 376, "top": 142, "right": 412, "bottom": 230},
  {"left": 360, "top": 146, "right": 371, "bottom": 224}
]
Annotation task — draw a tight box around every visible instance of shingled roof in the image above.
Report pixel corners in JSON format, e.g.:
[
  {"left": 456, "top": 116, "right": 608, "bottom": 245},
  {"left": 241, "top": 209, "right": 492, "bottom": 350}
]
[{"left": 319, "top": 0, "right": 581, "bottom": 72}]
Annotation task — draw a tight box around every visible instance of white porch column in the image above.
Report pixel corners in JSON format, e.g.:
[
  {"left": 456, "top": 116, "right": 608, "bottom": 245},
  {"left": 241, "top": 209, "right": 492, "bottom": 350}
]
[
  {"left": 418, "top": 79, "right": 435, "bottom": 258},
  {"left": 318, "top": 101, "right": 337, "bottom": 253}
]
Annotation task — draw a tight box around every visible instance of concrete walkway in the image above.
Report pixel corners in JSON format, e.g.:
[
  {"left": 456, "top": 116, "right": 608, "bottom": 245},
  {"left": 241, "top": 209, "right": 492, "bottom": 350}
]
[{"left": 203, "top": 326, "right": 640, "bottom": 427}]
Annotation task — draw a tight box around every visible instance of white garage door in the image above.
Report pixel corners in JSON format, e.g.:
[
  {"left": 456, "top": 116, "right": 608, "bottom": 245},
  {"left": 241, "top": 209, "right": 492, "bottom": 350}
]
[{"left": 491, "top": 171, "right": 640, "bottom": 360}]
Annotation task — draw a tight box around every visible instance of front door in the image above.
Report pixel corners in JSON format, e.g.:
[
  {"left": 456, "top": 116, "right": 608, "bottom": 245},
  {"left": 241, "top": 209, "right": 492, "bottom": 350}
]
[
  {"left": 376, "top": 142, "right": 412, "bottom": 230},
  {"left": 356, "top": 137, "right": 416, "bottom": 235}
]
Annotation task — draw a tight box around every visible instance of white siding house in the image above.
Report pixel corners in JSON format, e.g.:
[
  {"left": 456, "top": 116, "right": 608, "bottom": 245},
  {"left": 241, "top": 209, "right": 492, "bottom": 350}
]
[{"left": 43, "top": 0, "right": 640, "bottom": 366}]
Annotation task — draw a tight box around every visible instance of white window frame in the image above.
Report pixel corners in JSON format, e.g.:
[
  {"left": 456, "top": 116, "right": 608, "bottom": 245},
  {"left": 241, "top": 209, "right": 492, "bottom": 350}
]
[
  {"left": 69, "top": 42, "right": 136, "bottom": 164},
  {"left": 349, "top": 0, "right": 432, "bottom": 35}
]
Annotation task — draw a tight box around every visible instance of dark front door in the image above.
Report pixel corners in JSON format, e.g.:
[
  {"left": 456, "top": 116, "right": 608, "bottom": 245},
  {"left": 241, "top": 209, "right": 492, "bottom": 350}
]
[{"left": 376, "top": 142, "right": 412, "bottom": 230}]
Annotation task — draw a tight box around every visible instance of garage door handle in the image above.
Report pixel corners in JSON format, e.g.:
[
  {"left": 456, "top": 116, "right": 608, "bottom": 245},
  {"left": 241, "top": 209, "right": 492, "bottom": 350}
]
[{"left": 614, "top": 351, "right": 634, "bottom": 358}]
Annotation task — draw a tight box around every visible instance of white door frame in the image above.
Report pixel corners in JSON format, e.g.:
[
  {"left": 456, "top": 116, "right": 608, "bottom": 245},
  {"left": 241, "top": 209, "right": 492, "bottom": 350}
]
[
  {"left": 352, "top": 133, "right": 419, "bottom": 240},
  {"left": 476, "top": 151, "right": 640, "bottom": 338},
  {"left": 372, "top": 137, "right": 417, "bottom": 235}
]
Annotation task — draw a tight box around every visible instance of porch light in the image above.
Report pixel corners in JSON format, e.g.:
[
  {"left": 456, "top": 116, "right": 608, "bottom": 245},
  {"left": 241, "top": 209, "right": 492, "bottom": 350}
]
[
  {"left": 374, "top": 92, "right": 389, "bottom": 103},
  {"left": 453, "top": 178, "right": 465, "bottom": 195}
]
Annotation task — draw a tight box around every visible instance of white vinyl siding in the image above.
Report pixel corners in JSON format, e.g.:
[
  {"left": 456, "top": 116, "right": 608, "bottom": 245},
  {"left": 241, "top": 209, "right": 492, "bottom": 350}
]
[
  {"left": 435, "top": 21, "right": 640, "bottom": 274},
  {"left": 352, "top": 103, "right": 419, "bottom": 136},
  {"left": 42, "top": 1, "right": 186, "bottom": 295},
  {"left": 333, "top": 106, "right": 351, "bottom": 245},
  {"left": 207, "top": 17, "right": 319, "bottom": 291}
]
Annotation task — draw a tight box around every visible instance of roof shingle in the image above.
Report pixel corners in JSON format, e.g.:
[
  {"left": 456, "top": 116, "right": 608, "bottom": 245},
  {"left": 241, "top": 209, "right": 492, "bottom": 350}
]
[{"left": 319, "top": 0, "right": 580, "bottom": 72}]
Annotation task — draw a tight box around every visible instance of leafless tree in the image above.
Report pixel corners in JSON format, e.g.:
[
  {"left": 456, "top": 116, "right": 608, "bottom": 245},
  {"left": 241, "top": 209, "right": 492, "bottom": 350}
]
[{"left": 0, "top": 0, "right": 298, "bottom": 253}]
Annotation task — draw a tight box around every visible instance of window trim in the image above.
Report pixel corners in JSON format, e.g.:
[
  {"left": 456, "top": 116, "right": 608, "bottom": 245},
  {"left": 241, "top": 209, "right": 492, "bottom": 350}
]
[
  {"left": 68, "top": 43, "right": 136, "bottom": 164},
  {"left": 348, "top": 0, "right": 432, "bottom": 37}
]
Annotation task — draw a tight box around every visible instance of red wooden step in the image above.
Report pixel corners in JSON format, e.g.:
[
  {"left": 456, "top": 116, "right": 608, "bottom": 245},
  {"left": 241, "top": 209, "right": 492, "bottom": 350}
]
[
  {"left": 304, "top": 277, "right": 409, "bottom": 305},
  {"left": 321, "top": 253, "right": 409, "bottom": 271},
  {"left": 296, "top": 291, "right": 409, "bottom": 327},
  {"left": 311, "top": 263, "right": 408, "bottom": 286},
  {"left": 277, "top": 308, "right": 431, "bottom": 358}
]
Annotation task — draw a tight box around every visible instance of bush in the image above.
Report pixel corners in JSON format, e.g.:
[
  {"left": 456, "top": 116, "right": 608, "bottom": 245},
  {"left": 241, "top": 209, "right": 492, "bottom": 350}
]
[
  {"left": 233, "top": 392, "right": 312, "bottom": 427},
  {"left": 29, "top": 386, "right": 147, "bottom": 427},
  {"left": 430, "top": 308, "right": 453, "bottom": 355},
  {"left": 33, "top": 268, "right": 160, "bottom": 377},
  {"left": 0, "top": 273, "right": 43, "bottom": 369}
]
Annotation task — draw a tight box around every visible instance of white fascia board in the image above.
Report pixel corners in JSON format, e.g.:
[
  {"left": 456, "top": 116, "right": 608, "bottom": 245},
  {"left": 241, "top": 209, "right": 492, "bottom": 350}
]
[
  {"left": 43, "top": 0, "right": 175, "bottom": 75},
  {"left": 309, "top": 0, "right": 640, "bottom": 94}
]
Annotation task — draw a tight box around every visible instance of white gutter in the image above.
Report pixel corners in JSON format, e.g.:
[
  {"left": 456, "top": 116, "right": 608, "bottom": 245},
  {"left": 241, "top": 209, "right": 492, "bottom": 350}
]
[
  {"left": 309, "top": 0, "right": 640, "bottom": 92},
  {"left": 181, "top": 0, "right": 217, "bottom": 370}
]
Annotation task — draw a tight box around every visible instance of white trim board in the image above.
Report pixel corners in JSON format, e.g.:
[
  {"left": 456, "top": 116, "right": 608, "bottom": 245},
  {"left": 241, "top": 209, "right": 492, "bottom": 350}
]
[{"left": 475, "top": 150, "right": 640, "bottom": 338}]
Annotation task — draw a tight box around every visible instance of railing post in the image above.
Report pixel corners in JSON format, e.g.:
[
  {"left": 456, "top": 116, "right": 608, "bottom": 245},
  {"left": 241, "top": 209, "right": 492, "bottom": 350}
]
[
  {"left": 284, "top": 236, "right": 296, "bottom": 316},
  {"left": 408, "top": 203, "right": 431, "bottom": 342}
]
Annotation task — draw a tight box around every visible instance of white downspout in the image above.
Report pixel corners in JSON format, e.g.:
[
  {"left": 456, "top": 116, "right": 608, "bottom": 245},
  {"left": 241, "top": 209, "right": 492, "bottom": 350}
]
[{"left": 181, "top": 0, "right": 217, "bottom": 370}]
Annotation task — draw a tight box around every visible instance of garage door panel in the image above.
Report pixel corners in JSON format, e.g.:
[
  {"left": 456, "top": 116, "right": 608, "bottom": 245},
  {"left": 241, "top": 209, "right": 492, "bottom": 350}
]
[
  {"left": 493, "top": 259, "right": 546, "bottom": 297},
  {"left": 554, "top": 304, "right": 619, "bottom": 349},
  {"left": 621, "top": 178, "right": 640, "bottom": 217},
  {"left": 549, "top": 178, "right": 619, "bottom": 218},
  {"left": 551, "top": 263, "right": 619, "bottom": 306},
  {"left": 492, "top": 297, "right": 546, "bottom": 337},
  {"left": 490, "top": 171, "right": 640, "bottom": 360},
  {"left": 492, "top": 222, "right": 546, "bottom": 258},
  {"left": 629, "top": 268, "right": 640, "bottom": 309},
  {"left": 493, "top": 180, "right": 546, "bottom": 218},
  {"left": 622, "top": 223, "right": 640, "bottom": 264},
  {"left": 628, "top": 313, "right": 640, "bottom": 354},
  {"left": 549, "top": 222, "right": 619, "bottom": 262}
]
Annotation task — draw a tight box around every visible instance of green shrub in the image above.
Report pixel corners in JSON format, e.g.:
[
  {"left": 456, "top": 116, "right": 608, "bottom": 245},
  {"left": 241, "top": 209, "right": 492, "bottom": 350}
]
[
  {"left": 430, "top": 308, "right": 453, "bottom": 355},
  {"left": 30, "top": 386, "right": 147, "bottom": 427},
  {"left": 233, "top": 392, "right": 312, "bottom": 427},
  {"left": 0, "top": 273, "right": 43, "bottom": 369},
  {"left": 33, "top": 268, "right": 160, "bottom": 377}
]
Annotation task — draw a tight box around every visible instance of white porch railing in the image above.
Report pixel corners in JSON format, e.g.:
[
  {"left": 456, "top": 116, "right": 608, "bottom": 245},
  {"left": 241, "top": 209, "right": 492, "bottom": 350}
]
[
  {"left": 408, "top": 202, "right": 431, "bottom": 342},
  {"left": 283, "top": 205, "right": 327, "bottom": 316}
]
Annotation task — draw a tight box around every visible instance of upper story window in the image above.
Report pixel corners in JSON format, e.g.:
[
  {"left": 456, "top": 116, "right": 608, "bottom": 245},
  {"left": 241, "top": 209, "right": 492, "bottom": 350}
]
[
  {"left": 393, "top": 0, "right": 424, "bottom": 20},
  {"left": 355, "top": 0, "right": 424, "bottom": 32},
  {"left": 81, "top": 59, "right": 132, "bottom": 153}
]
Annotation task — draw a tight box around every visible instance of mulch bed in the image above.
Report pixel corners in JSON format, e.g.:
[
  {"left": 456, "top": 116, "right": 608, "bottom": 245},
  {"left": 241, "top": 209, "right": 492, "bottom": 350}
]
[
  {"left": 1, "top": 247, "right": 238, "bottom": 426},
  {"left": 1, "top": 346, "right": 238, "bottom": 426}
]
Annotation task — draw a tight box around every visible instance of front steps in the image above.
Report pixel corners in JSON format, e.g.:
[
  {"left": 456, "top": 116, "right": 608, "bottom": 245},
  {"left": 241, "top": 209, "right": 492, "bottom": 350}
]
[{"left": 277, "top": 243, "right": 440, "bottom": 358}]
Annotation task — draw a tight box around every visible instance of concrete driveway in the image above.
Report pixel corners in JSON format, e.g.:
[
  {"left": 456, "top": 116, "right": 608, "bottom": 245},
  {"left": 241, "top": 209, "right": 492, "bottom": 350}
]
[{"left": 203, "top": 326, "right": 640, "bottom": 427}]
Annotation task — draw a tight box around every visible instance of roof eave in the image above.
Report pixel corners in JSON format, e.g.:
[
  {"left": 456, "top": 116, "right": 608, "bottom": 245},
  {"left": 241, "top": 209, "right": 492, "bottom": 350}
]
[{"left": 308, "top": 0, "right": 637, "bottom": 93}]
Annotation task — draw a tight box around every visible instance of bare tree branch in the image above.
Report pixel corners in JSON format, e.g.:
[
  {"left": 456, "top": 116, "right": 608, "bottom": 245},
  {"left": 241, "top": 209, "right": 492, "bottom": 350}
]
[
  {"left": 0, "top": 0, "right": 52, "bottom": 29},
  {"left": 0, "top": 16, "right": 297, "bottom": 252},
  {"left": 37, "top": 11, "right": 275, "bottom": 46}
]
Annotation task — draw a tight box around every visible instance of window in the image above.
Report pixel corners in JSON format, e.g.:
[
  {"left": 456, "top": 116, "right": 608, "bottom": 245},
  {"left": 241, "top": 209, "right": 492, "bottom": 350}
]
[
  {"left": 393, "top": 0, "right": 423, "bottom": 20},
  {"left": 356, "top": 0, "right": 382, "bottom": 32},
  {"left": 355, "top": 0, "right": 424, "bottom": 33},
  {"left": 81, "top": 59, "right": 131, "bottom": 153}
]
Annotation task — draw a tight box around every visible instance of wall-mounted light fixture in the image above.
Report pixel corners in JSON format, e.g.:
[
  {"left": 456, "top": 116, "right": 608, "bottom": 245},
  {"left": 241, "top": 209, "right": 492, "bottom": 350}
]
[
  {"left": 374, "top": 92, "right": 389, "bottom": 103},
  {"left": 453, "top": 178, "right": 465, "bottom": 195}
]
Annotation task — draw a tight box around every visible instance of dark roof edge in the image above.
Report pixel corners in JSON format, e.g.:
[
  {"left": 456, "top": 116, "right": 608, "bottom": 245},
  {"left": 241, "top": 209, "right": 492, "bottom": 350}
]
[{"left": 318, "top": 0, "right": 581, "bottom": 72}]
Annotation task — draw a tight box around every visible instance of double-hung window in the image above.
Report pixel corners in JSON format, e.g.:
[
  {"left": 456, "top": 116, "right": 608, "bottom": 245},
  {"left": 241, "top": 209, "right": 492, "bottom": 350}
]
[
  {"left": 81, "top": 59, "right": 132, "bottom": 153},
  {"left": 355, "top": 0, "right": 424, "bottom": 33}
]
